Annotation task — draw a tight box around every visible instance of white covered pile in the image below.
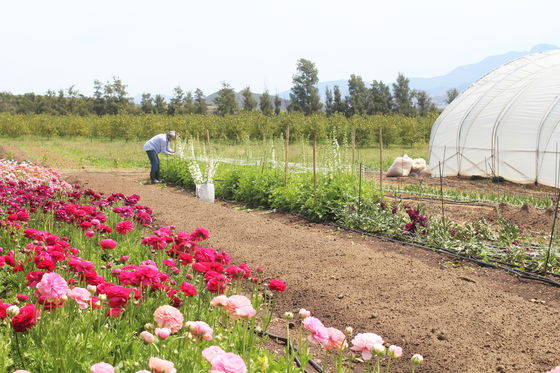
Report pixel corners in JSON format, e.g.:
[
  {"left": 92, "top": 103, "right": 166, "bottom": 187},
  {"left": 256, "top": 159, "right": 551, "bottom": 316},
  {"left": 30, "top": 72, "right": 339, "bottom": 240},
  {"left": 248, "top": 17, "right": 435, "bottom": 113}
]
[{"left": 386, "top": 155, "right": 431, "bottom": 177}]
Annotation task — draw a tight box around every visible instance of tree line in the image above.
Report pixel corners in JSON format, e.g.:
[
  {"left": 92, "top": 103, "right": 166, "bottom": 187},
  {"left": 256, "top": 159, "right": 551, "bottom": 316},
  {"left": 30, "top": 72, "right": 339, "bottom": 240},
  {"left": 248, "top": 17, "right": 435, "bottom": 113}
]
[{"left": 0, "top": 59, "right": 460, "bottom": 118}]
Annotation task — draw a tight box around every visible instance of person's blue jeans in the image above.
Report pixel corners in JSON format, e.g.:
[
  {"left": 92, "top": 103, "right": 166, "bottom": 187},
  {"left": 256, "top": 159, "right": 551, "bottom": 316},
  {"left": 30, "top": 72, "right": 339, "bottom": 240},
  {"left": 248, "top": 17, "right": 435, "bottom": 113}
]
[{"left": 146, "top": 150, "right": 160, "bottom": 182}]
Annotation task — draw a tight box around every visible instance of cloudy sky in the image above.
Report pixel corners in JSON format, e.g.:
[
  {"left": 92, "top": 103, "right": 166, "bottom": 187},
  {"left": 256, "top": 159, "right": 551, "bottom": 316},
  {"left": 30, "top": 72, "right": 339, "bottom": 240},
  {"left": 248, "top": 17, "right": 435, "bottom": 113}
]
[{"left": 2, "top": 0, "right": 560, "bottom": 96}]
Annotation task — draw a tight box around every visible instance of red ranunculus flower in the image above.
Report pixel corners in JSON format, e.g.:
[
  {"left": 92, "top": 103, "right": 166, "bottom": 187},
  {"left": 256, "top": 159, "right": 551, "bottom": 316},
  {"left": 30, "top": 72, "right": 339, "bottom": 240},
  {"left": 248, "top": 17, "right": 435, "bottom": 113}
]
[
  {"left": 11, "top": 304, "right": 39, "bottom": 332},
  {"left": 116, "top": 220, "right": 134, "bottom": 235},
  {"left": 268, "top": 279, "right": 287, "bottom": 292},
  {"left": 179, "top": 282, "right": 197, "bottom": 296}
]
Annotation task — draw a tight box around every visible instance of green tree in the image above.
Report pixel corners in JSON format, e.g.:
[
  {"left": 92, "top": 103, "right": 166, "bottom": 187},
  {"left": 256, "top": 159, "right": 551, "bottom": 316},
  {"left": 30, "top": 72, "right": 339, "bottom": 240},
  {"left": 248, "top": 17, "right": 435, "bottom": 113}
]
[
  {"left": 154, "top": 94, "right": 167, "bottom": 114},
  {"left": 259, "top": 90, "right": 273, "bottom": 116},
  {"left": 413, "top": 90, "right": 436, "bottom": 116},
  {"left": 273, "top": 95, "right": 282, "bottom": 115},
  {"left": 324, "top": 86, "right": 333, "bottom": 116},
  {"left": 392, "top": 73, "right": 415, "bottom": 116},
  {"left": 140, "top": 93, "right": 154, "bottom": 114},
  {"left": 214, "top": 83, "right": 237, "bottom": 116},
  {"left": 184, "top": 91, "right": 194, "bottom": 114},
  {"left": 168, "top": 86, "right": 185, "bottom": 115},
  {"left": 347, "top": 74, "right": 368, "bottom": 116},
  {"left": 289, "top": 58, "right": 322, "bottom": 115},
  {"left": 194, "top": 88, "right": 207, "bottom": 114},
  {"left": 446, "top": 88, "right": 459, "bottom": 104},
  {"left": 241, "top": 87, "right": 257, "bottom": 111},
  {"left": 368, "top": 80, "right": 393, "bottom": 114},
  {"left": 332, "top": 85, "right": 347, "bottom": 115},
  {"left": 92, "top": 79, "right": 105, "bottom": 115}
]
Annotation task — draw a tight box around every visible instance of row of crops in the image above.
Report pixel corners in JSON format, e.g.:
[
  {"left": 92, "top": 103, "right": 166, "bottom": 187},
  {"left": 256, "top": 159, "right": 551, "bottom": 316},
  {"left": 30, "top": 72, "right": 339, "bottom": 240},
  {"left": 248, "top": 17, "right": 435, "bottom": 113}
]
[
  {"left": 0, "top": 112, "right": 436, "bottom": 146},
  {"left": 159, "top": 140, "right": 560, "bottom": 279}
]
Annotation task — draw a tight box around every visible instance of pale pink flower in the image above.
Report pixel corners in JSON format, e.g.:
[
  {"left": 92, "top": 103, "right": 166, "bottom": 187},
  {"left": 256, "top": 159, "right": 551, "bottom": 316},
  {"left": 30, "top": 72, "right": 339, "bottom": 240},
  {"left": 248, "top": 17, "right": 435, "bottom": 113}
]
[
  {"left": 148, "top": 357, "right": 176, "bottom": 373},
  {"left": 13, "top": 370, "right": 32, "bottom": 373},
  {"left": 324, "top": 327, "right": 347, "bottom": 350},
  {"left": 298, "top": 308, "right": 311, "bottom": 318},
  {"left": 202, "top": 346, "right": 226, "bottom": 363},
  {"left": 185, "top": 321, "right": 213, "bottom": 340},
  {"left": 210, "top": 295, "right": 229, "bottom": 307},
  {"left": 155, "top": 327, "right": 171, "bottom": 339},
  {"left": 210, "top": 352, "right": 247, "bottom": 373},
  {"left": 68, "top": 287, "right": 92, "bottom": 309},
  {"left": 90, "top": 362, "right": 115, "bottom": 373},
  {"left": 388, "top": 345, "right": 403, "bottom": 358},
  {"left": 140, "top": 331, "right": 155, "bottom": 343},
  {"left": 302, "top": 316, "right": 329, "bottom": 345},
  {"left": 135, "top": 371, "right": 151, "bottom": 373},
  {"left": 350, "top": 333, "right": 384, "bottom": 361},
  {"left": 411, "top": 354, "right": 424, "bottom": 365},
  {"left": 548, "top": 367, "right": 560, "bottom": 373},
  {"left": 36, "top": 272, "right": 69, "bottom": 302},
  {"left": 222, "top": 295, "right": 256, "bottom": 320},
  {"left": 153, "top": 305, "right": 184, "bottom": 333}
]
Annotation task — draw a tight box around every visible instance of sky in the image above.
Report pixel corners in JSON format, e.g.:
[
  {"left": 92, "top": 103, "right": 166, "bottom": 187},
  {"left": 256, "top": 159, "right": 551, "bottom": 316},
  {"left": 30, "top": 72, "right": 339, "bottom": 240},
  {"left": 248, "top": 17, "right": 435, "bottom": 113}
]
[{"left": 2, "top": 0, "right": 560, "bottom": 97}]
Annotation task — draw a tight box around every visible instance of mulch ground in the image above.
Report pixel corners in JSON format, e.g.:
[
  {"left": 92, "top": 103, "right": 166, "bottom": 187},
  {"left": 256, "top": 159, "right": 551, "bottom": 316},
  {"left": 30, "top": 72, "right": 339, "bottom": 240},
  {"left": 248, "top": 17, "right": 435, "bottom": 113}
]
[{"left": 63, "top": 170, "right": 560, "bottom": 373}]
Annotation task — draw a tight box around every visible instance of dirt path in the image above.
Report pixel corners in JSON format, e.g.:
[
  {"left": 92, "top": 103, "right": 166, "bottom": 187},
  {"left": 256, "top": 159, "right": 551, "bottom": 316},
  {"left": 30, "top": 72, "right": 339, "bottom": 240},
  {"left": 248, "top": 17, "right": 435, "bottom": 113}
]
[{"left": 64, "top": 171, "right": 560, "bottom": 373}]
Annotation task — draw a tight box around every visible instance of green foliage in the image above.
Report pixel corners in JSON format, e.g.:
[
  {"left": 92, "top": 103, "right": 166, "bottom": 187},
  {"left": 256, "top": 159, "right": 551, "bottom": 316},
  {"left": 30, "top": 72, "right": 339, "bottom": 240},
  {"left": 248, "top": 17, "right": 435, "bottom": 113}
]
[
  {"left": 392, "top": 73, "right": 415, "bottom": 116},
  {"left": 289, "top": 58, "right": 323, "bottom": 115},
  {"left": 214, "top": 83, "right": 238, "bottom": 116},
  {"left": 241, "top": 87, "right": 257, "bottom": 112},
  {"left": 259, "top": 91, "right": 273, "bottom": 116}
]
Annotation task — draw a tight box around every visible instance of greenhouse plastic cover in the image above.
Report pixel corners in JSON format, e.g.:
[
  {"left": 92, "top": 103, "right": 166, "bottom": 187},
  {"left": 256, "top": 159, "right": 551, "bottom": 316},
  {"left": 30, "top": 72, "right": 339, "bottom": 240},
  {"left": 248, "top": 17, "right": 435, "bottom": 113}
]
[{"left": 428, "top": 49, "right": 560, "bottom": 187}]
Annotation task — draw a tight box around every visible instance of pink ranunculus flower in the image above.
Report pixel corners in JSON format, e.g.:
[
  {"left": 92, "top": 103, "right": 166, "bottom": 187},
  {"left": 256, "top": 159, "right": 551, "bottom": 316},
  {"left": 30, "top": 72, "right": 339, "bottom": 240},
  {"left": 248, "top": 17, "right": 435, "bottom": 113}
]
[
  {"left": 185, "top": 321, "right": 213, "bottom": 341},
  {"left": 302, "top": 316, "right": 329, "bottom": 345},
  {"left": 148, "top": 357, "right": 176, "bottom": 373},
  {"left": 99, "top": 239, "right": 117, "bottom": 250},
  {"left": 68, "top": 287, "right": 92, "bottom": 309},
  {"left": 85, "top": 230, "right": 95, "bottom": 238},
  {"left": 210, "top": 295, "right": 229, "bottom": 307},
  {"left": 116, "top": 220, "right": 134, "bottom": 235},
  {"left": 155, "top": 327, "right": 171, "bottom": 339},
  {"left": 388, "top": 345, "right": 403, "bottom": 358},
  {"left": 140, "top": 330, "right": 155, "bottom": 343},
  {"left": 90, "top": 362, "right": 115, "bottom": 373},
  {"left": 13, "top": 370, "right": 32, "bottom": 373},
  {"left": 350, "top": 333, "right": 384, "bottom": 361},
  {"left": 135, "top": 371, "right": 151, "bottom": 373},
  {"left": 210, "top": 352, "right": 247, "bottom": 373},
  {"left": 223, "top": 295, "right": 256, "bottom": 320},
  {"left": 298, "top": 308, "right": 311, "bottom": 318},
  {"left": 548, "top": 367, "right": 560, "bottom": 373},
  {"left": 202, "top": 346, "right": 226, "bottom": 363},
  {"left": 324, "top": 327, "right": 347, "bottom": 350},
  {"left": 153, "top": 305, "right": 184, "bottom": 333},
  {"left": 36, "top": 272, "right": 69, "bottom": 302}
]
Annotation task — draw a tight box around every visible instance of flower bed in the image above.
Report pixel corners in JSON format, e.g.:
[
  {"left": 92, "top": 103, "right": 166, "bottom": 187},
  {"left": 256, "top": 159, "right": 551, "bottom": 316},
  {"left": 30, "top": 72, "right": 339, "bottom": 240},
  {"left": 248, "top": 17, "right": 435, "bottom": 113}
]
[{"left": 0, "top": 160, "right": 438, "bottom": 372}]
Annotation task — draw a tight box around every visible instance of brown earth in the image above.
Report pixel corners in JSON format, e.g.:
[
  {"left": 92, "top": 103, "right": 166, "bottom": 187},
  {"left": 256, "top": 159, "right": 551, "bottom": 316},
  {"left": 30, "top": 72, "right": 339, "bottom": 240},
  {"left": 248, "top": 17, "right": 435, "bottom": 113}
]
[{"left": 63, "top": 170, "right": 560, "bottom": 373}]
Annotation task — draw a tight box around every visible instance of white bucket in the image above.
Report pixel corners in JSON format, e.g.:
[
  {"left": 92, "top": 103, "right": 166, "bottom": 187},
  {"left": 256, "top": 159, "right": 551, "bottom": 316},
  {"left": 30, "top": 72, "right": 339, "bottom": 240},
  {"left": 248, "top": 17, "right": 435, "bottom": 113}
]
[{"left": 196, "top": 183, "right": 215, "bottom": 203}]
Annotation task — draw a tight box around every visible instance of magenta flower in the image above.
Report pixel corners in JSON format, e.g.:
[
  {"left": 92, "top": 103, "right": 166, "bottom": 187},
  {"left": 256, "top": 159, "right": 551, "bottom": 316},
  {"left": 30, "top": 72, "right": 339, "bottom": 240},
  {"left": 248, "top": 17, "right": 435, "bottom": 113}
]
[{"left": 99, "top": 239, "right": 117, "bottom": 250}]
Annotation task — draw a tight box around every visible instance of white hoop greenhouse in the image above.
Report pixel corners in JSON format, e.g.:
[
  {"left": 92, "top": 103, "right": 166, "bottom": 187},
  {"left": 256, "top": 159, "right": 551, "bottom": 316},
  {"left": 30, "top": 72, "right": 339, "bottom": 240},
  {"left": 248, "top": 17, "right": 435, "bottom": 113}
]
[{"left": 428, "top": 49, "right": 560, "bottom": 187}]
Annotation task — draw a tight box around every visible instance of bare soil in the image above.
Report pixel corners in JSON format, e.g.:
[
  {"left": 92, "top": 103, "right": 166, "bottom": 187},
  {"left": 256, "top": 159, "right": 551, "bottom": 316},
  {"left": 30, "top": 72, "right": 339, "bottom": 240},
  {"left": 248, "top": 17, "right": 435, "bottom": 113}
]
[{"left": 63, "top": 170, "right": 560, "bottom": 373}]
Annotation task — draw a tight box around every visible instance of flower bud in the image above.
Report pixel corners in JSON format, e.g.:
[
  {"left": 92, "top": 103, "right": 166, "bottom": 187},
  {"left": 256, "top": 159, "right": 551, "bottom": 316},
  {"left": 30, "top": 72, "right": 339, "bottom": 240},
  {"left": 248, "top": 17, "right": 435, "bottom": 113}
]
[
  {"left": 344, "top": 326, "right": 353, "bottom": 336},
  {"left": 6, "top": 305, "right": 20, "bottom": 317},
  {"left": 372, "top": 343, "right": 386, "bottom": 356},
  {"left": 87, "top": 285, "right": 97, "bottom": 294},
  {"left": 140, "top": 331, "right": 155, "bottom": 344},
  {"left": 144, "top": 323, "right": 154, "bottom": 330},
  {"left": 98, "top": 294, "right": 107, "bottom": 301},
  {"left": 298, "top": 308, "right": 311, "bottom": 318},
  {"left": 155, "top": 328, "right": 171, "bottom": 340},
  {"left": 411, "top": 354, "right": 424, "bottom": 365},
  {"left": 283, "top": 312, "right": 294, "bottom": 320}
]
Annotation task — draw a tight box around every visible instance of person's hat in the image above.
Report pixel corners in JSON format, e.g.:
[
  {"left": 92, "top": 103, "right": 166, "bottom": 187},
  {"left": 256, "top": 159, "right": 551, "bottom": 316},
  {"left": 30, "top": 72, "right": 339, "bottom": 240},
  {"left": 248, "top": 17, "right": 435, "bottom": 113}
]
[{"left": 167, "top": 130, "right": 177, "bottom": 139}]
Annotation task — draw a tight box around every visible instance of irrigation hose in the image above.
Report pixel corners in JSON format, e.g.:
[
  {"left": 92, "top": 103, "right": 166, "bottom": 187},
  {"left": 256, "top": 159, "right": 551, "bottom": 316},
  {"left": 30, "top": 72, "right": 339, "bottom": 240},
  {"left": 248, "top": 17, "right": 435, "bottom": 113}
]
[{"left": 258, "top": 330, "right": 323, "bottom": 373}]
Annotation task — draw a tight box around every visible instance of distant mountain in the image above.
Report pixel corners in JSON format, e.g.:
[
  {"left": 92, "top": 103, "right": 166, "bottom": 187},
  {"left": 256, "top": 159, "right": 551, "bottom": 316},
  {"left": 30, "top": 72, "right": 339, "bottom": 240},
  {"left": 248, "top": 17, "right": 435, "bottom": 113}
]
[{"left": 278, "top": 44, "right": 560, "bottom": 106}]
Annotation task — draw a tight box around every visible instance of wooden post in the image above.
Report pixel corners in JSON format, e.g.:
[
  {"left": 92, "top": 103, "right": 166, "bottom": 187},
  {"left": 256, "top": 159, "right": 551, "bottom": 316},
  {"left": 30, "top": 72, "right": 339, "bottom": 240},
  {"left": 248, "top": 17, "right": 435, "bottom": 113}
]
[
  {"left": 545, "top": 185, "right": 560, "bottom": 273},
  {"left": 379, "top": 127, "right": 383, "bottom": 193},
  {"left": 358, "top": 163, "right": 363, "bottom": 214},
  {"left": 284, "top": 124, "right": 290, "bottom": 186},
  {"left": 206, "top": 128, "right": 210, "bottom": 145},
  {"left": 351, "top": 127, "right": 356, "bottom": 166},
  {"left": 313, "top": 133, "right": 317, "bottom": 194}
]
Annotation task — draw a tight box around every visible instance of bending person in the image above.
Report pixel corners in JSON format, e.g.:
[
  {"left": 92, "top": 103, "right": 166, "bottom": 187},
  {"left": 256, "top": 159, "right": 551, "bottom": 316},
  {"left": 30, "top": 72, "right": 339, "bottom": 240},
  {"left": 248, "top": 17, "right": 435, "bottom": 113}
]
[{"left": 143, "top": 131, "right": 177, "bottom": 183}]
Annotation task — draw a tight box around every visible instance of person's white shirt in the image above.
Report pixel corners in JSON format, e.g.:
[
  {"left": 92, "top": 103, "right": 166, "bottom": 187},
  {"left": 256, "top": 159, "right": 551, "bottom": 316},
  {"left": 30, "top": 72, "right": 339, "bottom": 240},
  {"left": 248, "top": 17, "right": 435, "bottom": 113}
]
[{"left": 143, "top": 134, "right": 173, "bottom": 155}]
